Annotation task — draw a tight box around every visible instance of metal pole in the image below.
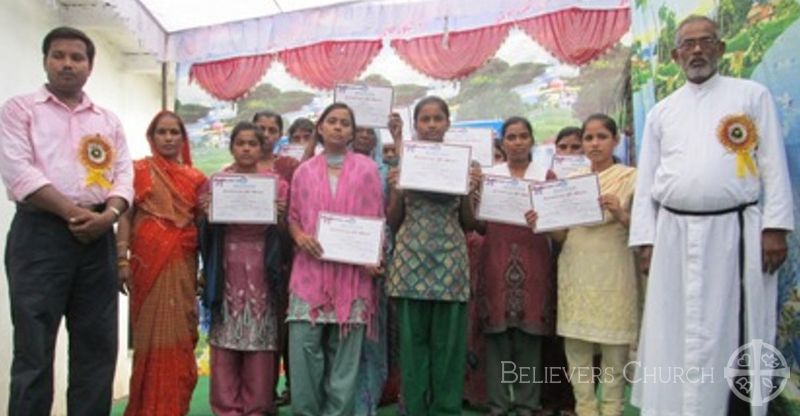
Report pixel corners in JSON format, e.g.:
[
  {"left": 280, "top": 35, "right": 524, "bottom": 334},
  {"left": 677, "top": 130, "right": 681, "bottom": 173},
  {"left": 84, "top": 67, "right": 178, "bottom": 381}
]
[{"left": 161, "top": 62, "right": 168, "bottom": 110}]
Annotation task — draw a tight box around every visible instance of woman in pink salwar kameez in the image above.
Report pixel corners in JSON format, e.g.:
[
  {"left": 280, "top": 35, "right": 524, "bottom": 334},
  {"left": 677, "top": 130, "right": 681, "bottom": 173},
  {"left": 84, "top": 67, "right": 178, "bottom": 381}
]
[{"left": 287, "top": 103, "right": 384, "bottom": 416}]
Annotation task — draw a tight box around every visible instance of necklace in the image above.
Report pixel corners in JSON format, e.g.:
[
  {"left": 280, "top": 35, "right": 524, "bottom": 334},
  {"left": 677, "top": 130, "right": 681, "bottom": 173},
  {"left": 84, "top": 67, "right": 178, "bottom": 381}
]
[{"left": 326, "top": 153, "right": 344, "bottom": 168}]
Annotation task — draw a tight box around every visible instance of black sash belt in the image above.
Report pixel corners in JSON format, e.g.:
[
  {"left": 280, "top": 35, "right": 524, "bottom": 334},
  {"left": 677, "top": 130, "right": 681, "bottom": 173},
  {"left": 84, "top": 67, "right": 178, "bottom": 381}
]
[{"left": 663, "top": 201, "right": 758, "bottom": 415}]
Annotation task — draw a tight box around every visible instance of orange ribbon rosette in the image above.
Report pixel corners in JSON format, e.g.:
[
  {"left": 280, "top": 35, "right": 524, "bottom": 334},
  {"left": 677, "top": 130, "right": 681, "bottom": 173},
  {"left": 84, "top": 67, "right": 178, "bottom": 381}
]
[
  {"left": 717, "top": 114, "right": 758, "bottom": 178},
  {"left": 79, "top": 134, "right": 114, "bottom": 189}
]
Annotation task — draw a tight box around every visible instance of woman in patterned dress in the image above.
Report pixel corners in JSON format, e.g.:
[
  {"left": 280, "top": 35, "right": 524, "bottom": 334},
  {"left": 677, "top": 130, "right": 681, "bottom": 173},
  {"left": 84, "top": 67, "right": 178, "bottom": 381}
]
[
  {"left": 385, "top": 96, "right": 481, "bottom": 415},
  {"left": 200, "top": 122, "right": 289, "bottom": 416},
  {"left": 478, "top": 116, "right": 555, "bottom": 416}
]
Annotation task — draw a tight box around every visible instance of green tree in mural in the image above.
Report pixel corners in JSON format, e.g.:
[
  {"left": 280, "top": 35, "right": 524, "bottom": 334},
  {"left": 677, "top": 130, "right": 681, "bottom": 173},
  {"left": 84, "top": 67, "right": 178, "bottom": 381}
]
[
  {"left": 235, "top": 84, "right": 314, "bottom": 122},
  {"left": 457, "top": 89, "right": 527, "bottom": 121},
  {"left": 656, "top": 4, "right": 677, "bottom": 63},
  {"left": 572, "top": 45, "right": 632, "bottom": 123},
  {"left": 175, "top": 100, "right": 211, "bottom": 124},
  {"left": 451, "top": 59, "right": 546, "bottom": 120},
  {"left": 394, "top": 85, "right": 429, "bottom": 107},
  {"left": 717, "top": 0, "right": 751, "bottom": 40},
  {"left": 362, "top": 74, "right": 392, "bottom": 87}
]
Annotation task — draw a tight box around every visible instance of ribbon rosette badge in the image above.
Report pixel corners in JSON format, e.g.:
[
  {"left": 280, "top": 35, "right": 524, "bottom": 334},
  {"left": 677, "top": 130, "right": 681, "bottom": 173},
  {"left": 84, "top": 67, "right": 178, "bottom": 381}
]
[
  {"left": 717, "top": 114, "right": 758, "bottom": 178},
  {"left": 79, "top": 134, "right": 114, "bottom": 189}
]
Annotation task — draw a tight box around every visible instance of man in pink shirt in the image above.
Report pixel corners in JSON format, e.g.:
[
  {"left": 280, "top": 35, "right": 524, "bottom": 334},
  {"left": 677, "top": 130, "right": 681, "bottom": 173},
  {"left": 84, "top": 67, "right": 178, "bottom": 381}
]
[{"left": 0, "top": 27, "right": 133, "bottom": 415}]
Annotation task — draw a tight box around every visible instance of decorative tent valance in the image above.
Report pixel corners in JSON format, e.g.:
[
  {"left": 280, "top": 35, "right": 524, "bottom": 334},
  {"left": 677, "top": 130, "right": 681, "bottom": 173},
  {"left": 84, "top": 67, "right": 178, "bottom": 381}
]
[
  {"left": 176, "top": 2, "right": 630, "bottom": 100},
  {"left": 518, "top": 8, "right": 631, "bottom": 66},
  {"left": 189, "top": 55, "right": 273, "bottom": 101},
  {"left": 278, "top": 40, "right": 383, "bottom": 90},
  {"left": 391, "top": 24, "right": 512, "bottom": 80}
]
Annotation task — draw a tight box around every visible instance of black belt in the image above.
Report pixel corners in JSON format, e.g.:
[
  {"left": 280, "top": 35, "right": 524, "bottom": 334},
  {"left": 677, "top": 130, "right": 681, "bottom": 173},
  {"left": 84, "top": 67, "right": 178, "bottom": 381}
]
[
  {"left": 662, "top": 201, "right": 757, "bottom": 217},
  {"left": 16, "top": 202, "right": 106, "bottom": 214},
  {"left": 663, "top": 201, "right": 757, "bottom": 412}
]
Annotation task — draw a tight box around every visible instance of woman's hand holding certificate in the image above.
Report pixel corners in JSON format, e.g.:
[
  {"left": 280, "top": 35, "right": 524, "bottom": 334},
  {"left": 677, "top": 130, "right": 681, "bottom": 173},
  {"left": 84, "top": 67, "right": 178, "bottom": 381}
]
[
  {"left": 529, "top": 174, "right": 603, "bottom": 233},
  {"left": 477, "top": 175, "right": 533, "bottom": 226},
  {"left": 398, "top": 141, "right": 472, "bottom": 195},
  {"left": 316, "top": 212, "right": 385, "bottom": 266},
  {"left": 210, "top": 174, "right": 277, "bottom": 224}
]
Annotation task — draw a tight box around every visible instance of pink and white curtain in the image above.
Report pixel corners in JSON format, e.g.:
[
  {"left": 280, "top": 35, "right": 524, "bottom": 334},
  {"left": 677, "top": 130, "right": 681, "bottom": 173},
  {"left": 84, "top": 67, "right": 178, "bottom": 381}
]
[
  {"left": 189, "top": 54, "right": 273, "bottom": 101},
  {"left": 391, "top": 24, "right": 511, "bottom": 80},
  {"left": 278, "top": 40, "right": 383, "bottom": 90},
  {"left": 517, "top": 8, "right": 631, "bottom": 66}
]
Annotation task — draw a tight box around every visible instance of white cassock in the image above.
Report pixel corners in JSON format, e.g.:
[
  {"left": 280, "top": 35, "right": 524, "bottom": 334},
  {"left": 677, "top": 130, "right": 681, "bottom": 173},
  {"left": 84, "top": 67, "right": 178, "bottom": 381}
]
[{"left": 629, "top": 74, "right": 794, "bottom": 416}]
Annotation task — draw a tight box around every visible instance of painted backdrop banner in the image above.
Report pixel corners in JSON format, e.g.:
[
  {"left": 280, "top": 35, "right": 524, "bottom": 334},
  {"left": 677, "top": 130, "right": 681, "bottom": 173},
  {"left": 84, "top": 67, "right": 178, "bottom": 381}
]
[
  {"left": 176, "top": 28, "right": 631, "bottom": 175},
  {"left": 631, "top": 0, "right": 800, "bottom": 413}
]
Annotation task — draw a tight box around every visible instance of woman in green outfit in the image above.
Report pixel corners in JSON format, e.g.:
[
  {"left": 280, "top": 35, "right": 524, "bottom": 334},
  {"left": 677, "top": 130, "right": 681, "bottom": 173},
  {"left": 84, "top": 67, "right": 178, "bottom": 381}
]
[{"left": 385, "top": 96, "right": 481, "bottom": 415}]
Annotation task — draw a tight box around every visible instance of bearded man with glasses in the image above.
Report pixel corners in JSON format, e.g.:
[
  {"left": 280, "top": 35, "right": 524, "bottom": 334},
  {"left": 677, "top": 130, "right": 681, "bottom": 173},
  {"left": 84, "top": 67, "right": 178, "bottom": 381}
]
[{"left": 629, "top": 15, "right": 793, "bottom": 416}]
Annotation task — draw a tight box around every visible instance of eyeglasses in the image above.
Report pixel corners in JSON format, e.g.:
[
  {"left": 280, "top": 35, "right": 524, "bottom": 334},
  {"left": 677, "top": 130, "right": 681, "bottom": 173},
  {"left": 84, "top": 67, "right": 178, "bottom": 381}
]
[
  {"left": 677, "top": 36, "right": 719, "bottom": 51},
  {"left": 557, "top": 143, "right": 582, "bottom": 151}
]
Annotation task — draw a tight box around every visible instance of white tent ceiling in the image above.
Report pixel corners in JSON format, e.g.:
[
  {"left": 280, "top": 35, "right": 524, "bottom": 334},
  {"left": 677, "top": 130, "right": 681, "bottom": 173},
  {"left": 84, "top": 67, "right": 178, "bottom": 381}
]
[
  {"left": 48, "top": 0, "right": 372, "bottom": 70},
  {"left": 138, "top": 0, "right": 366, "bottom": 32}
]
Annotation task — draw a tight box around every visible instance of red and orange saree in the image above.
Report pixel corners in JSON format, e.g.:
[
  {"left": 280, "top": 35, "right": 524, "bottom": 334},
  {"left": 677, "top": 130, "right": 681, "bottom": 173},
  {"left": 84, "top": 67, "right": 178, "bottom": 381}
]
[{"left": 124, "top": 154, "right": 206, "bottom": 416}]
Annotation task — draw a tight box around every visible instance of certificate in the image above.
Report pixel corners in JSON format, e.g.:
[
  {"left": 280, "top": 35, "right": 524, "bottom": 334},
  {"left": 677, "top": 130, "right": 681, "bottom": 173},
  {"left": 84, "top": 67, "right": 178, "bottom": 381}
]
[
  {"left": 530, "top": 174, "right": 603, "bottom": 232},
  {"left": 477, "top": 175, "right": 533, "bottom": 226},
  {"left": 316, "top": 212, "right": 385, "bottom": 266},
  {"left": 398, "top": 141, "right": 471, "bottom": 195},
  {"left": 444, "top": 127, "right": 494, "bottom": 167},
  {"left": 210, "top": 174, "right": 277, "bottom": 224},
  {"left": 334, "top": 83, "right": 394, "bottom": 128},
  {"left": 280, "top": 144, "right": 307, "bottom": 161},
  {"left": 550, "top": 155, "right": 590, "bottom": 178}
]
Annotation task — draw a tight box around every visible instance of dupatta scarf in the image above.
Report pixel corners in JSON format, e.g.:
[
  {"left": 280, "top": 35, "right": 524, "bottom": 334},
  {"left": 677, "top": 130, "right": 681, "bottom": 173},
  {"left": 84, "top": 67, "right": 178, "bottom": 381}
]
[{"left": 288, "top": 152, "right": 384, "bottom": 335}]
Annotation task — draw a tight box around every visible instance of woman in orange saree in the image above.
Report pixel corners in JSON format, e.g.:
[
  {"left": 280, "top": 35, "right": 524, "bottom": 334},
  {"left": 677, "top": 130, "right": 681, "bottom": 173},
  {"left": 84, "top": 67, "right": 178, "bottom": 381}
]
[{"left": 117, "top": 110, "right": 207, "bottom": 416}]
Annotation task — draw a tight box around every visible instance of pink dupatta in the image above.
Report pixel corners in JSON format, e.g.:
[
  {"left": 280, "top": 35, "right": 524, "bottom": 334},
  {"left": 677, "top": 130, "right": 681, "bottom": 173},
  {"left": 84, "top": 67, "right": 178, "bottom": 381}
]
[{"left": 288, "top": 152, "right": 384, "bottom": 335}]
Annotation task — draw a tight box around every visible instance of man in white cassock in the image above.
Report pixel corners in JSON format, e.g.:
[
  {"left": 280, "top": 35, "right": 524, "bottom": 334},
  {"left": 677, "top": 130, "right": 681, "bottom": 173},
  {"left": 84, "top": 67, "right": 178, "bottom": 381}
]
[{"left": 628, "top": 15, "right": 794, "bottom": 416}]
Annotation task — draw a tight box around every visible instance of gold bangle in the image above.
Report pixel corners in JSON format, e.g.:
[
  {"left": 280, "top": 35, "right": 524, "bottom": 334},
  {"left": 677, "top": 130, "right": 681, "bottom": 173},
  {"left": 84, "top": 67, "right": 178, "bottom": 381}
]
[{"left": 117, "top": 259, "right": 129, "bottom": 268}]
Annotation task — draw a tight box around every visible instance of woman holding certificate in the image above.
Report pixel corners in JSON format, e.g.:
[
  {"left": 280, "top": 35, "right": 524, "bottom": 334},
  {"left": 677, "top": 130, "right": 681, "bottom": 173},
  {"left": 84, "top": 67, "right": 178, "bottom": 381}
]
[
  {"left": 117, "top": 111, "right": 207, "bottom": 416},
  {"left": 530, "top": 114, "right": 637, "bottom": 416},
  {"left": 201, "top": 122, "right": 289, "bottom": 416},
  {"left": 386, "top": 96, "right": 480, "bottom": 415},
  {"left": 286, "top": 103, "right": 384, "bottom": 415},
  {"left": 478, "top": 117, "right": 555, "bottom": 416}
]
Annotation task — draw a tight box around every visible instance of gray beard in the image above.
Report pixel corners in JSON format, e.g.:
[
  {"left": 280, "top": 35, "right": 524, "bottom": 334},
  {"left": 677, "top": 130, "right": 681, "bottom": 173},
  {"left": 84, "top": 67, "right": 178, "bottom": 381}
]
[{"left": 685, "top": 65, "right": 716, "bottom": 84}]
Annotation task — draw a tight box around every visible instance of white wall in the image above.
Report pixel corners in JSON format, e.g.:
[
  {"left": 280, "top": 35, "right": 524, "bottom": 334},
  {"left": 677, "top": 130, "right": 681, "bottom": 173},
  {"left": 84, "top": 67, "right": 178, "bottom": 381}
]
[{"left": 0, "top": 0, "right": 162, "bottom": 414}]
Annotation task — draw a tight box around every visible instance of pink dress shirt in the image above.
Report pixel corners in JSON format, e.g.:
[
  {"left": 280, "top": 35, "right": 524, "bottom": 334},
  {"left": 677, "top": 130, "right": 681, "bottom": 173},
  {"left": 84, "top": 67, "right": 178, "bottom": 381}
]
[{"left": 0, "top": 86, "right": 133, "bottom": 205}]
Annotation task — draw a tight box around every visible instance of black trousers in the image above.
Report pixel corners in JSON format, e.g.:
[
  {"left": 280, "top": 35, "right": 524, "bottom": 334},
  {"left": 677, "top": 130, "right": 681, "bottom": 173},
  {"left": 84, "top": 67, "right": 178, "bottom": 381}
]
[{"left": 5, "top": 209, "right": 118, "bottom": 416}]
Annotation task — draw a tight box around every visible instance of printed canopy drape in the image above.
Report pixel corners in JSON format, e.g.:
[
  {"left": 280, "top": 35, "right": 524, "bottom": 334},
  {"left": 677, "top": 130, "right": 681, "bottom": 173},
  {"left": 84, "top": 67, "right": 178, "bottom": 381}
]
[
  {"left": 188, "top": 54, "right": 273, "bottom": 101},
  {"left": 390, "top": 24, "right": 511, "bottom": 80},
  {"left": 278, "top": 40, "right": 383, "bottom": 90},
  {"left": 517, "top": 7, "right": 631, "bottom": 66}
]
